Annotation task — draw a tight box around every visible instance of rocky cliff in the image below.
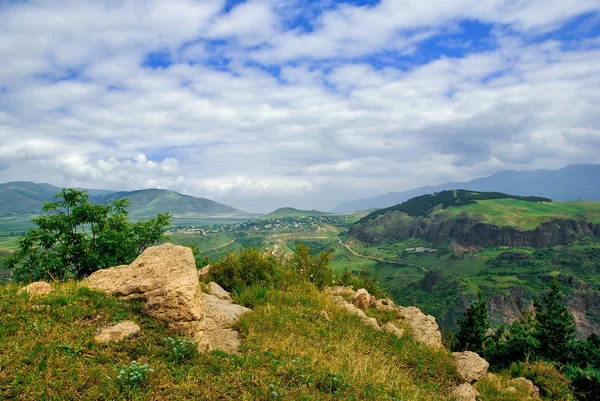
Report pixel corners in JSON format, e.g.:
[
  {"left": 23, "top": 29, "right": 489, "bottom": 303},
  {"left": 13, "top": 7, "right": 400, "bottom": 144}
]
[{"left": 350, "top": 212, "right": 600, "bottom": 250}]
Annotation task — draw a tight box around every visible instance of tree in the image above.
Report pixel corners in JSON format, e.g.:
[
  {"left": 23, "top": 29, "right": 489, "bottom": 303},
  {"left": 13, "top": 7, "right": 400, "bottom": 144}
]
[
  {"left": 455, "top": 291, "right": 489, "bottom": 353},
  {"left": 534, "top": 281, "right": 576, "bottom": 364},
  {"left": 6, "top": 189, "right": 171, "bottom": 281}
]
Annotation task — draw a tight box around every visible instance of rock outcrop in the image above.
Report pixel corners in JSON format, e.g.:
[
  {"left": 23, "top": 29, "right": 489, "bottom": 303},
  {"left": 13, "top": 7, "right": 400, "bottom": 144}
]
[
  {"left": 17, "top": 281, "right": 53, "bottom": 296},
  {"left": 95, "top": 321, "right": 141, "bottom": 343},
  {"left": 325, "top": 286, "right": 442, "bottom": 348},
  {"left": 208, "top": 282, "right": 232, "bottom": 301},
  {"left": 452, "top": 351, "right": 489, "bottom": 383},
  {"left": 82, "top": 243, "right": 250, "bottom": 353}
]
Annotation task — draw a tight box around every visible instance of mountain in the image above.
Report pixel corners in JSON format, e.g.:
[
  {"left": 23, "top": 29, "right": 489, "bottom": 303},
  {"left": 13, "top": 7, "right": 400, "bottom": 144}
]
[
  {"left": 93, "top": 189, "right": 249, "bottom": 219},
  {"left": 332, "top": 164, "right": 600, "bottom": 213},
  {"left": 349, "top": 190, "right": 600, "bottom": 249},
  {"left": 263, "top": 207, "right": 331, "bottom": 219},
  {"left": 0, "top": 182, "right": 253, "bottom": 219}
]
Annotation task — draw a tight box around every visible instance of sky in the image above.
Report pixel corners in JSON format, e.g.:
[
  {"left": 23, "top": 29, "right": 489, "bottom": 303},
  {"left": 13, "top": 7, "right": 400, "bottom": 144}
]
[{"left": 0, "top": 1, "right": 599, "bottom": 213}]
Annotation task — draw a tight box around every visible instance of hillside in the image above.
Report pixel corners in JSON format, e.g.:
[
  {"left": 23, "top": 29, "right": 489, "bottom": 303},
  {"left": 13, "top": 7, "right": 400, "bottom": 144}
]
[
  {"left": 333, "top": 164, "right": 600, "bottom": 213},
  {"left": 264, "top": 207, "right": 331, "bottom": 219},
  {"left": 93, "top": 189, "right": 252, "bottom": 219},
  {"left": 350, "top": 190, "right": 600, "bottom": 248},
  {"left": 0, "top": 182, "right": 255, "bottom": 221}
]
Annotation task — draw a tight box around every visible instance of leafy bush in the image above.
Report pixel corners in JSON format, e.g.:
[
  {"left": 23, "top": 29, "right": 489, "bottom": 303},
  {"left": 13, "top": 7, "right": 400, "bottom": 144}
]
[
  {"left": 117, "top": 361, "right": 154, "bottom": 390},
  {"left": 515, "top": 361, "right": 573, "bottom": 401},
  {"left": 163, "top": 337, "right": 198, "bottom": 363},
  {"left": 336, "top": 267, "right": 387, "bottom": 298},
  {"left": 5, "top": 189, "right": 170, "bottom": 281}
]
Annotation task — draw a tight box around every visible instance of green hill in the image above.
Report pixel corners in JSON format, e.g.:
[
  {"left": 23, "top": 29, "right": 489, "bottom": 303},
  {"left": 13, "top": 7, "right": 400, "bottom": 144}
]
[
  {"left": 0, "top": 182, "right": 62, "bottom": 216},
  {"left": 264, "top": 207, "right": 331, "bottom": 219},
  {"left": 94, "top": 189, "right": 252, "bottom": 219},
  {"left": 350, "top": 190, "right": 600, "bottom": 248}
]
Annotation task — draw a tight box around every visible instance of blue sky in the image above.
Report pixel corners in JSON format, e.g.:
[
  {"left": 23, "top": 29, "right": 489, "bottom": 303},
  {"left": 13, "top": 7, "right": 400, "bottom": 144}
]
[{"left": 0, "top": 0, "right": 599, "bottom": 212}]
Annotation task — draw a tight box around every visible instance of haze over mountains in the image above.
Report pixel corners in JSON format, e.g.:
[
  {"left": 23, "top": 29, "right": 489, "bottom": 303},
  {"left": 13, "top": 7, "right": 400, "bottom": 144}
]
[{"left": 333, "top": 164, "right": 600, "bottom": 213}]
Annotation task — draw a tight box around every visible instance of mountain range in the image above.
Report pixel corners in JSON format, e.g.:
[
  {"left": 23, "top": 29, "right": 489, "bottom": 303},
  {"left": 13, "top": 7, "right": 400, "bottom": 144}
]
[
  {"left": 332, "top": 164, "right": 600, "bottom": 213},
  {"left": 0, "top": 182, "right": 253, "bottom": 219}
]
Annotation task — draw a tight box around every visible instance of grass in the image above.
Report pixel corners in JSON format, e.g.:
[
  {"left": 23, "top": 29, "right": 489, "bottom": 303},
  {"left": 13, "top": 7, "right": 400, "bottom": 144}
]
[
  {"left": 435, "top": 199, "right": 600, "bottom": 230},
  {"left": 0, "top": 281, "right": 469, "bottom": 400},
  {"left": 0, "top": 236, "right": 19, "bottom": 252}
]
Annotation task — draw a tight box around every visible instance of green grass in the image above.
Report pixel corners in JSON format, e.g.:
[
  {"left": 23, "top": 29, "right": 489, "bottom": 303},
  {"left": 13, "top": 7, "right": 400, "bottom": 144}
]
[
  {"left": 263, "top": 208, "right": 331, "bottom": 219},
  {"left": 0, "top": 281, "right": 470, "bottom": 400},
  {"left": 435, "top": 199, "right": 600, "bottom": 230},
  {"left": 0, "top": 236, "right": 19, "bottom": 251}
]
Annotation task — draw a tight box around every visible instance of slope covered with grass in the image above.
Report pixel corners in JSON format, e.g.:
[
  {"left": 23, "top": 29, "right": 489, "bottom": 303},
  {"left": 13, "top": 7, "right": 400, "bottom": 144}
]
[{"left": 264, "top": 207, "right": 331, "bottom": 219}]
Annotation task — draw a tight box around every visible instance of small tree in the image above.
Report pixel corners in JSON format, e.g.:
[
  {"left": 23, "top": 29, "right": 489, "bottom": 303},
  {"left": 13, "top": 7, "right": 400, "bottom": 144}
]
[
  {"left": 6, "top": 189, "right": 171, "bottom": 281},
  {"left": 534, "top": 281, "right": 576, "bottom": 364},
  {"left": 455, "top": 291, "right": 489, "bottom": 353}
]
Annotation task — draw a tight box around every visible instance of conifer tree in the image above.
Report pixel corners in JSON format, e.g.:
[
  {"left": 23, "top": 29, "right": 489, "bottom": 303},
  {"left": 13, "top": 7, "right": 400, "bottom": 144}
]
[{"left": 455, "top": 291, "right": 489, "bottom": 353}]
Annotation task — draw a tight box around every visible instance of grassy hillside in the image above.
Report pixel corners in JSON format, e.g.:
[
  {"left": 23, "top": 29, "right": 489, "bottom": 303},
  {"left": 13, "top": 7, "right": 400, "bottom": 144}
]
[
  {"left": 434, "top": 199, "right": 600, "bottom": 230},
  {"left": 0, "top": 281, "right": 468, "bottom": 400},
  {"left": 0, "top": 182, "right": 61, "bottom": 216},
  {"left": 264, "top": 208, "right": 331, "bottom": 219}
]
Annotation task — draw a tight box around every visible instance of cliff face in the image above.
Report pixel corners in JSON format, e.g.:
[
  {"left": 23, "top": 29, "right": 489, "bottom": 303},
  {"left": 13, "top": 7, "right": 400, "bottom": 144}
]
[{"left": 350, "top": 212, "right": 600, "bottom": 249}]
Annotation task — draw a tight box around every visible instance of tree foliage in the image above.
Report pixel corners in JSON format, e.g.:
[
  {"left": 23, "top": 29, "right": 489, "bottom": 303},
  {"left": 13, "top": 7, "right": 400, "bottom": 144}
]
[
  {"left": 6, "top": 189, "right": 171, "bottom": 281},
  {"left": 454, "top": 291, "right": 488, "bottom": 353}
]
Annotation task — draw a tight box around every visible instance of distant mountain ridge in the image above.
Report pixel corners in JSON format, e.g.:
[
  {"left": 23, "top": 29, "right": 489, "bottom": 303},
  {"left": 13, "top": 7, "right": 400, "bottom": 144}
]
[
  {"left": 332, "top": 164, "right": 600, "bottom": 213},
  {"left": 0, "top": 182, "right": 252, "bottom": 219}
]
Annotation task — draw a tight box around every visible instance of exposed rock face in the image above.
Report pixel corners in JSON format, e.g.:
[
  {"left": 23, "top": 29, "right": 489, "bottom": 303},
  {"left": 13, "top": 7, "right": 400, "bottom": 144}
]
[
  {"left": 382, "top": 322, "right": 404, "bottom": 338},
  {"left": 452, "top": 351, "right": 489, "bottom": 383},
  {"left": 95, "top": 321, "right": 140, "bottom": 343},
  {"left": 17, "top": 281, "right": 53, "bottom": 296},
  {"left": 82, "top": 243, "right": 250, "bottom": 353},
  {"left": 451, "top": 383, "right": 479, "bottom": 401},
  {"left": 351, "top": 212, "right": 600, "bottom": 250}
]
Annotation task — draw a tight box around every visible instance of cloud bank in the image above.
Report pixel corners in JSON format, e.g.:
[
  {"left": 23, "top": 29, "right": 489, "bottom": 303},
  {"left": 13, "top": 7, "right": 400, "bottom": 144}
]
[{"left": 1, "top": 0, "right": 599, "bottom": 212}]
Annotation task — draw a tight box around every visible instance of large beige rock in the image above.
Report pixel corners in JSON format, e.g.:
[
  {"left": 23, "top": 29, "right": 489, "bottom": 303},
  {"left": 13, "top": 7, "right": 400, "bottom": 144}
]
[
  {"left": 17, "top": 281, "right": 53, "bottom": 296},
  {"left": 351, "top": 288, "right": 371, "bottom": 309},
  {"left": 83, "top": 244, "right": 250, "bottom": 353},
  {"left": 95, "top": 321, "right": 140, "bottom": 343},
  {"left": 382, "top": 322, "right": 405, "bottom": 338},
  {"left": 83, "top": 243, "right": 204, "bottom": 336},
  {"left": 395, "top": 306, "right": 443, "bottom": 348},
  {"left": 507, "top": 377, "right": 536, "bottom": 396},
  {"left": 452, "top": 383, "right": 479, "bottom": 401},
  {"left": 452, "top": 351, "right": 489, "bottom": 383}
]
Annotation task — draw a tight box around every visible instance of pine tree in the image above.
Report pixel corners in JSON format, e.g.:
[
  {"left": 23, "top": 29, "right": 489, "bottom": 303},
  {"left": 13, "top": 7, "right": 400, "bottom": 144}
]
[
  {"left": 534, "top": 281, "right": 576, "bottom": 364},
  {"left": 455, "top": 291, "right": 488, "bottom": 353}
]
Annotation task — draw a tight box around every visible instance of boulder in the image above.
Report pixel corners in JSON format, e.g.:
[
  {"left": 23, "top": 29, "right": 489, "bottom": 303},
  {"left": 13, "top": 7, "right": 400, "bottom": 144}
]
[
  {"left": 17, "top": 281, "right": 53, "bottom": 296},
  {"left": 452, "top": 351, "right": 489, "bottom": 383},
  {"left": 325, "top": 286, "right": 356, "bottom": 297},
  {"left": 363, "top": 316, "right": 381, "bottom": 331},
  {"left": 320, "top": 310, "right": 330, "bottom": 321},
  {"left": 451, "top": 383, "right": 479, "bottom": 401},
  {"left": 395, "top": 306, "right": 443, "bottom": 348},
  {"left": 208, "top": 282, "right": 232, "bottom": 300},
  {"left": 82, "top": 244, "right": 250, "bottom": 353},
  {"left": 82, "top": 243, "right": 204, "bottom": 336},
  {"left": 95, "top": 321, "right": 140, "bottom": 343},
  {"left": 197, "top": 264, "right": 211, "bottom": 281},
  {"left": 351, "top": 288, "right": 371, "bottom": 309}
]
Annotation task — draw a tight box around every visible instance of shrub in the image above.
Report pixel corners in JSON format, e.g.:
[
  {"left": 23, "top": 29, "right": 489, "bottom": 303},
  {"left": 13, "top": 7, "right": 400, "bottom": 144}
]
[
  {"left": 5, "top": 189, "right": 170, "bottom": 281},
  {"left": 163, "top": 337, "right": 198, "bottom": 363},
  {"left": 117, "top": 361, "right": 154, "bottom": 390},
  {"left": 516, "top": 361, "right": 573, "bottom": 401}
]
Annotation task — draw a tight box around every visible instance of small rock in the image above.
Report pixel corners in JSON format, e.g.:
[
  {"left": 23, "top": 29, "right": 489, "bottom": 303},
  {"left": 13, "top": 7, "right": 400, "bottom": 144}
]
[
  {"left": 382, "top": 322, "right": 404, "bottom": 338},
  {"left": 507, "top": 377, "right": 536, "bottom": 395},
  {"left": 197, "top": 329, "right": 242, "bottom": 354},
  {"left": 351, "top": 288, "right": 371, "bottom": 310},
  {"left": 452, "top": 351, "right": 489, "bottom": 383},
  {"left": 341, "top": 302, "right": 368, "bottom": 319},
  {"left": 208, "top": 282, "right": 232, "bottom": 300},
  {"left": 17, "top": 281, "right": 53, "bottom": 296},
  {"left": 362, "top": 316, "right": 381, "bottom": 331},
  {"left": 504, "top": 386, "right": 517, "bottom": 394},
  {"left": 451, "top": 383, "right": 479, "bottom": 401},
  {"left": 320, "top": 310, "right": 330, "bottom": 321},
  {"left": 197, "top": 264, "right": 211, "bottom": 281},
  {"left": 325, "top": 286, "right": 356, "bottom": 297},
  {"left": 95, "top": 321, "right": 141, "bottom": 343}
]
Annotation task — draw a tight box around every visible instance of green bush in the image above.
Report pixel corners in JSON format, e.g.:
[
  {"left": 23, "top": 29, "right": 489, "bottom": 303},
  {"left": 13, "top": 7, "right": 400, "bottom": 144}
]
[
  {"left": 515, "top": 361, "right": 573, "bottom": 401},
  {"left": 117, "top": 361, "right": 154, "bottom": 390},
  {"left": 163, "top": 337, "right": 198, "bottom": 364},
  {"left": 6, "top": 189, "right": 170, "bottom": 281}
]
